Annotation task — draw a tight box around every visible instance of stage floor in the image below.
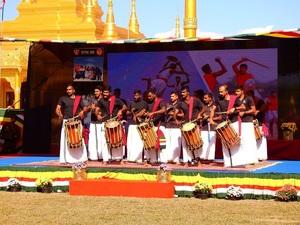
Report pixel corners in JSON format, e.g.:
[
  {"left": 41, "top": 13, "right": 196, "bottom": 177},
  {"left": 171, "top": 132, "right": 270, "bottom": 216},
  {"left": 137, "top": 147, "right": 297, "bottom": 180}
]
[{"left": 0, "top": 154, "right": 299, "bottom": 174}]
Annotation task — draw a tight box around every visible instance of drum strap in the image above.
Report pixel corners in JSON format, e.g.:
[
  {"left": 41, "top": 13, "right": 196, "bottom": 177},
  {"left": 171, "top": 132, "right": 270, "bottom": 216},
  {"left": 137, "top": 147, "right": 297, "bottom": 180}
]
[
  {"left": 73, "top": 95, "right": 81, "bottom": 116},
  {"left": 152, "top": 98, "right": 164, "bottom": 151},
  {"left": 188, "top": 96, "right": 194, "bottom": 121},
  {"left": 151, "top": 98, "right": 161, "bottom": 115}
]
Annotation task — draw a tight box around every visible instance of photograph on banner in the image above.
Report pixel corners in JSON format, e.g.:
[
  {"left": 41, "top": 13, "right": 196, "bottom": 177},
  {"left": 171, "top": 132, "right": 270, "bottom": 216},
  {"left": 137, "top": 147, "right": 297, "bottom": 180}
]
[
  {"left": 73, "top": 48, "right": 104, "bottom": 82},
  {"left": 108, "top": 48, "right": 277, "bottom": 101}
]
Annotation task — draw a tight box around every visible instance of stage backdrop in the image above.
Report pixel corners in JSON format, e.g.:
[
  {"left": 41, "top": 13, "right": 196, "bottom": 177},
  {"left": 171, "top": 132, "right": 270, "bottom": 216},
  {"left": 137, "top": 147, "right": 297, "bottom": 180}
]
[{"left": 108, "top": 48, "right": 277, "bottom": 103}]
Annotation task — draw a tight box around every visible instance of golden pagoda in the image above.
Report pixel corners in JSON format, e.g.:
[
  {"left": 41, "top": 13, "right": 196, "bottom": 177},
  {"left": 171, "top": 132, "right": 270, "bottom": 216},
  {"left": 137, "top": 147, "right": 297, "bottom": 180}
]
[
  {"left": 0, "top": 0, "right": 145, "bottom": 108},
  {"left": 184, "top": 0, "right": 197, "bottom": 38}
]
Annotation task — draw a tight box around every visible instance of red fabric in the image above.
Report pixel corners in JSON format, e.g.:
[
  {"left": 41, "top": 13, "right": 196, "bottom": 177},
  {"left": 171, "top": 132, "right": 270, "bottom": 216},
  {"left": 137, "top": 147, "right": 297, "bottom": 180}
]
[
  {"left": 203, "top": 73, "right": 217, "bottom": 91},
  {"left": 156, "top": 128, "right": 164, "bottom": 150},
  {"left": 236, "top": 73, "right": 253, "bottom": 86},
  {"left": 266, "top": 96, "right": 278, "bottom": 111},
  {"left": 262, "top": 123, "right": 269, "bottom": 136},
  {"left": 73, "top": 96, "right": 81, "bottom": 116},
  {"left": 151, "top": 98, "right": 161, "bottom": 115},
  {"left": 122, "top": 126, "right": 127, "bottom": 146},
  {"left": 227, "top": 95, "right": 241, "bottom": 135},
  {"left": 82, "top": 127, "right": 89, "bottom": 145},
  {"left": 188, "top": 96, "right": 194, "bottom": 121},
  {"left": 69, "top": 179, "right": 174, "bottom": 198},
  {"left": 109, "top": 95, "right": 116, "bottom": 117}
]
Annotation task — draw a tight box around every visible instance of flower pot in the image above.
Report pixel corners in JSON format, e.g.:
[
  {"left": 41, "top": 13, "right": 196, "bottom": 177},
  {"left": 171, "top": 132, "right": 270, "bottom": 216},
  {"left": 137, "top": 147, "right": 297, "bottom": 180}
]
[
  {"left": 7, "top": 185, "right": 22, "bottom": 192},
  {"left": 73, "top": 168, "right": 87, "bottom": 180},
  {"left": 156, "top": 170, "right": 171, "bottom": 183}
]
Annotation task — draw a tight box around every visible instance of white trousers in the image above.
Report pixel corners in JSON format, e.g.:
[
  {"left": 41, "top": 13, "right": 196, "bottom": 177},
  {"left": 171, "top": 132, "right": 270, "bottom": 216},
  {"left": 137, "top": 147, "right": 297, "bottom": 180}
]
[
  {"left": 127, "top": 125, "right": 144, "bottom": 162},
  {"left": 88, "top": 123, "right": 102, "bottom": 160},
  {"left": 222, "top": 121, "right": 258, "bottom": 167},
  {"left": 60, "top": 120, "right": 88, "bottom": 163},
  {"left": 200, "top": 130, "right": 216, "bottom": 160},
  {"left": 257, "top": 126, "right": 268, "bottom": 161},
  {"left": 165, "top": 128, "right": 182, "bottom": 163}
]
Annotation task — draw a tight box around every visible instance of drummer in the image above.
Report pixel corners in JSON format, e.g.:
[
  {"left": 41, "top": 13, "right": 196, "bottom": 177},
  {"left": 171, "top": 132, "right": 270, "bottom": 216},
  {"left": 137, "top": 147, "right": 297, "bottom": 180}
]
[
  {"left": 127, "top": 90, "right": 148, "bottom": 163},
  {"left": 55, "top": 84, "right": 88, "bottom": 164},
  {"left": 165, "top": 91, "right": 184, "bottom": 165},
  {"left": 199, "top": 93, "right": 218, "bottom": 162},
  {"left": 145, "top": 88, "right": 167, "bottom": 165},
  {"left": 95, "top": 86, "right": 127, "bottom": 165},
  {"left": 179, "top": 86, "right": 204, "bottom": 167}
]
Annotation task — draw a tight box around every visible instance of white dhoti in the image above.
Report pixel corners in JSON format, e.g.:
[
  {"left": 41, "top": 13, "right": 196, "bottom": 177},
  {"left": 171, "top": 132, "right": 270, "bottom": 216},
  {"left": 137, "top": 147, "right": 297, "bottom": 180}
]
[
  {"left": 60, "top": 120, "right": 88, "bottom": 164},
  {"left": 127, "top": 124, "right": 144, "bottom": 162},
  {"left": 222, "top": 121, "right": 258, "bottom": 167},
  {"left": 99, "top": 123, "right": 124, "bottom": 162},
  {"left": 257, "top": 126, "right": 268, "bottom": 161},
  {"left": 88, "top": 123, "right": 102, "bottom": 160},
  {"left": 165, "top": 128, "right": 182, "bottom": 163},
  {"left": 144, "top": 126, "right": 167, "bottom": 163},
  {"left": 200, "top": 130, "right": 216, "bottom": 160}
]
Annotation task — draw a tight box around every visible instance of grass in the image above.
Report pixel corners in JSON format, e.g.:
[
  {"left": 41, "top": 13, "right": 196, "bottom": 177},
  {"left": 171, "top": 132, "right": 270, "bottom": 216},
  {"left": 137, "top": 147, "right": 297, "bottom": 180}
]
[{"left": 1, "top": 192, "right": 300, "bottom": 225}]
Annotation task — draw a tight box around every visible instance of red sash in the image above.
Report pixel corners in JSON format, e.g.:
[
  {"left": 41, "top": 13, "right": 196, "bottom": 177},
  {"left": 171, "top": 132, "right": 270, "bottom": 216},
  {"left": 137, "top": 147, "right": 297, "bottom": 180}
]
[
  {"left": 73, "top": 95, "right": 81, "bottom": 117},
  {"left": 262, "top": 123, "right": 269, "bottom": 137},
  {"left": 109, "top": 95, "right": 116, "bottom": 117},
  {"left": 188, "top": 96, "right": 194, "bottom": 121},
  {"left": 151, "top": 98, "right": 164, "bottom": 150},
  {"left": 227, "top": 95, "right": 241, "bottom": 136}
]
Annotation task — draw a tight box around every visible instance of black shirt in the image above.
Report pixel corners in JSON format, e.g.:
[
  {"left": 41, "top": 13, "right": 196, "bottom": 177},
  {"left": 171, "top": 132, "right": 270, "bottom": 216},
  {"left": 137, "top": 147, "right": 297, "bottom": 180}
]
[
  {"left": 97, "top": 97, "right": 125, "bottom": 122},
  {"left": 241, "top": 96, "right": 255, "bottom": 122},
  {"left": 180, "top": 97, "right": 203, "bottom": 122},
  {"left": 255, "top": 98, "right": 265, "bottom": 125},
  {"left": 129, "top": 100, "right": 148, "bottom": 124},
  {"left": 165, "top": 101, "right": 182, "bottom": 128},
  {"left": 201, "top": 103, "right": 217, "bottom": 131},
  {"left": 57, "top": 96, "right": 84, "bottom": 119},
  {"left": 147, "top": 98, "right": 166, "bottom": 126}
]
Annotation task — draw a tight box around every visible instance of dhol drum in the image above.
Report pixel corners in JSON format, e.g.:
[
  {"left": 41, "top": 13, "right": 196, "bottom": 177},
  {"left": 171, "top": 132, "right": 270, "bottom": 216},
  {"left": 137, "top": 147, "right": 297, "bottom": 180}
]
[
  {"left": 137, "top": 121, "right": 157, "bottom": 151},
  {"left": 253, "top": 119, "right": 263, "bottom": 141},
  {"left": 181, "top": 122, "right": 203, "bottom": 151},
  {"left": 64, "top": 118, "right": 83, "bottom": 149},
  {"left": 216, "top": 121, "right": 240, "bottom": 149},
  {"left": 104, "top": 119, "right": 124, "bottom": 149}
]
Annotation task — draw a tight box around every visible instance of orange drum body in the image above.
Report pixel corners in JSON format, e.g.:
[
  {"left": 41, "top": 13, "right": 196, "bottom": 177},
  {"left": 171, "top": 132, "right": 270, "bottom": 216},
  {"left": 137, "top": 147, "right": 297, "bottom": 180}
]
[
  {"left": 137, "top": 121, "right": 158, "bottom": 151},
  {"left": 253, "top": 120, "right": 263, "bottom": 141},
  {"left": 181, "top": 122, "right": 203, "bottom": 151},
  {"left": 216, "top": 121, "right": 240, "bottom": 149},
  {"left": 104, "top": 120, "right": 124, "bottom": 148},
  {"left": 64, "top": 119, "right": 83, "bottom": 149}
]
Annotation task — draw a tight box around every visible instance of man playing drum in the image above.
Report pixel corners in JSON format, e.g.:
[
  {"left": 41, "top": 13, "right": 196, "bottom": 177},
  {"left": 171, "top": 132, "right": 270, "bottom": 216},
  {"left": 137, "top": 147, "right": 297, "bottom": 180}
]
[
  {"left": 56, "top": 84, "right": 88, "bottom": 164},
  {"left": 95, "top": 86, "right": 127, "bottom": 165},
  {"left": 180, "top": 86, "right": 204, "bottom": 167},
  {"left": 87, "top": 85, "right": 103, "bottom": 161},
  {"left": 165, "top": 91, "right": 184, "bottom": 165},
  {"left": 199, "top": 93, "right": 218, "bottom": 162},
  {"left": 145, "top": 88, "right": 167, "bottom": 165},
  {"left": 127, "top": 90, "right": 148, "bottom": 163}
]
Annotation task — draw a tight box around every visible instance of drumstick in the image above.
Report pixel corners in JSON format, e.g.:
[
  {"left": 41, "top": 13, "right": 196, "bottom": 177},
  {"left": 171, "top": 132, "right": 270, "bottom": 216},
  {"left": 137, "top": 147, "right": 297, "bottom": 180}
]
[{"left": 247, "top": 59, "right": 270, "bottom": 69}]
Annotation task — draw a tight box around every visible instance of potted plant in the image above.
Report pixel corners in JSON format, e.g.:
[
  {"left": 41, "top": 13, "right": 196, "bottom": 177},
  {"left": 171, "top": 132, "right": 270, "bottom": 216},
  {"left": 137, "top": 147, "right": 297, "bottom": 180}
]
[
  {"left": 6, "top": 178, "right": 22, "bottom": 192},
  {"left": 193, "top": 182, "right": 212, "bottom": 199},
  {"left": 156, "top": 164, "right": 172, "bottom": 183},
  {"left": 36, "top": 178, "right": 53, "bottom": 193},
  {"left": 72, "top": 162, "right": 87, "bottom": 180},
  {"left": 275, "top": 184, "right": 298, "bottom": 202},
  {"left": 225, "top": 186, "right": 244, "bottom": 200}
]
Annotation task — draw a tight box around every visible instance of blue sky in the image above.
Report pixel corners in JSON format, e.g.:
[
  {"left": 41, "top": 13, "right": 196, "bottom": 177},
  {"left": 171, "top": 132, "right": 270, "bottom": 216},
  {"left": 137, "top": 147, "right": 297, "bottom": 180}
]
[{"left": 2, "top": 0, "right": 300, "bottom": 37}]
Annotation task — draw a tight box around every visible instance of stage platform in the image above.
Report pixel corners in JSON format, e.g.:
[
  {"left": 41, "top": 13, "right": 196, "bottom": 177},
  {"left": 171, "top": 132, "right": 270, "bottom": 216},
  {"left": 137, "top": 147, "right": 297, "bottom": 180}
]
[{"left": 0, "top": 155, "right": 300, "bottom": 199}]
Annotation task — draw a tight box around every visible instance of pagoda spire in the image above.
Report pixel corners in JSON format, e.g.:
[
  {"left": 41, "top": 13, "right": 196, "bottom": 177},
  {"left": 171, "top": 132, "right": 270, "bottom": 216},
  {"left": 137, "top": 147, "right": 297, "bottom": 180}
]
[
  {"left": 102, "top": 0, "right": 119, "bottom": 39},
  {"left": 128, "top": 0, "right": 140, "bottom": 36},
  {"left": 175, "top": 16, "right": 180, "bottom": 38},
  {"left": 184, "top": 0, "right": 197, "bottom": 38}
]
